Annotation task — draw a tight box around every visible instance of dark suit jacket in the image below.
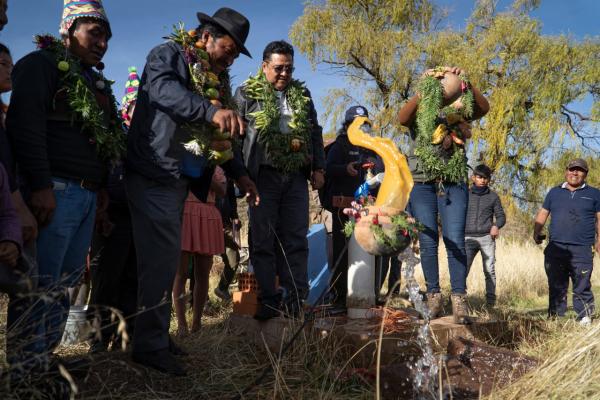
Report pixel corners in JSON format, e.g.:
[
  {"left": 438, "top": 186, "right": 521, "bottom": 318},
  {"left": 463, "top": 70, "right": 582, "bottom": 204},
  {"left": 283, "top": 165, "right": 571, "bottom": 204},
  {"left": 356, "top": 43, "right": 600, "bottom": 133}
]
[{"left": 126, "top": 41, "right": 247, "bottom": 200}]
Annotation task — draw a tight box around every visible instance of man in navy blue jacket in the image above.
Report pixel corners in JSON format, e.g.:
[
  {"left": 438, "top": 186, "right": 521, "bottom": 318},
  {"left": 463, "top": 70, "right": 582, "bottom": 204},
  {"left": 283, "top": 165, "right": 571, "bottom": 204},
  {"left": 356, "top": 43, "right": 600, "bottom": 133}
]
[
  {"left": 534, "top": 158, "right": 600, "bottom": 326},
  {"left": 126, "top": 8, "right": 258, "bottom": 375},
  {"left": 325, "top": 106, "right": 391, "bottom": 308}
]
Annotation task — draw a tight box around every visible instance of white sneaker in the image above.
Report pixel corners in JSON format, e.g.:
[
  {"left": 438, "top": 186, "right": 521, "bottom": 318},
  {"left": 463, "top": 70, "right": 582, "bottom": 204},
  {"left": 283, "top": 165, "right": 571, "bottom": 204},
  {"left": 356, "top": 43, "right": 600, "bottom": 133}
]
[{"left": 579, "top": 316, "right": 592, "bottom": 327}]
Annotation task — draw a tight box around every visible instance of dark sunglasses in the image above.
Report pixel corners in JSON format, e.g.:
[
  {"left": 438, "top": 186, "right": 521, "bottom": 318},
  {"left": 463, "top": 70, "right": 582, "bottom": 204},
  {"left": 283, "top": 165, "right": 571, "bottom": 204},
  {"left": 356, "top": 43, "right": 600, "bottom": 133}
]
[{"left": 270, "top": 64, "right": 294, "bottom": 74}]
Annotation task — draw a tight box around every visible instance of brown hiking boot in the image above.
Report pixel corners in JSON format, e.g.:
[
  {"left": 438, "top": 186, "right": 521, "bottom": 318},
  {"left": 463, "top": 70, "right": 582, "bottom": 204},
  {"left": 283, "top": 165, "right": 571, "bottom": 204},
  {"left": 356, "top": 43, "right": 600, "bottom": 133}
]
[
  {"left": 451, "top": 293, "right": 471, "bottom": 325},
  {"left": 426, "top": 292, "right": 443, "bottom": 319}
]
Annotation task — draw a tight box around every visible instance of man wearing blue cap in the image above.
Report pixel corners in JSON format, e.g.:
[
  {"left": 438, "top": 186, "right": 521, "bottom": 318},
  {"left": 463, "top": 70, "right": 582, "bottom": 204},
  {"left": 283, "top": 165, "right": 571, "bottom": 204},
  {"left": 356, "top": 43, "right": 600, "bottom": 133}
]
[{"left": 324, "top": 106, "right": 389, "bottom": 308}]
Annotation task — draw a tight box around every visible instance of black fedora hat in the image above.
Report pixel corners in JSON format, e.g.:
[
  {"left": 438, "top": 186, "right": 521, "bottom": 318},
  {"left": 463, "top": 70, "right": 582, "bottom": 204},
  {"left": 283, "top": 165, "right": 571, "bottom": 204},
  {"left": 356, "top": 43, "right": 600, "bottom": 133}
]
[{"left": 197, "top": 7, "right": 251, "bottom": 58}]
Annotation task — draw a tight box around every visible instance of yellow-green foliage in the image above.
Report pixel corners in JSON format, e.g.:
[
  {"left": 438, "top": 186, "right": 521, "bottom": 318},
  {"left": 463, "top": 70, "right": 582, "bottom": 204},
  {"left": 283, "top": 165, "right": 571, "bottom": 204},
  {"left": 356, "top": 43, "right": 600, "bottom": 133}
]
[
  {"left": 290, "top": 0, "right": 600, "bottom": 207},
  {"left": 290, "top": 0, "right": 434, "bottom": 134}
]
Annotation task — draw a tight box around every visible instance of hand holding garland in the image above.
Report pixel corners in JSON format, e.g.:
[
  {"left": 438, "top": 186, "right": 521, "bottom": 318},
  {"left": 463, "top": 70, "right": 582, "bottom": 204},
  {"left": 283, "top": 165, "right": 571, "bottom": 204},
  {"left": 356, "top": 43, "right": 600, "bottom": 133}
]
[
  {"left": 398, "top": 66, "right": 489, "bottom": 127},
  {"left": 169, "top": 24, "right": 242, "bottom": 165}
]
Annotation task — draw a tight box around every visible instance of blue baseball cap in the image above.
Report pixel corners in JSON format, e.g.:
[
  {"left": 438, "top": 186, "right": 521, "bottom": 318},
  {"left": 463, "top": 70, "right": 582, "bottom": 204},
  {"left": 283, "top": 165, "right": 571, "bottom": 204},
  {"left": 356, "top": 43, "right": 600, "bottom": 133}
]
[{"left": 344, "top": 105, "right": 369, "bottom": 126}]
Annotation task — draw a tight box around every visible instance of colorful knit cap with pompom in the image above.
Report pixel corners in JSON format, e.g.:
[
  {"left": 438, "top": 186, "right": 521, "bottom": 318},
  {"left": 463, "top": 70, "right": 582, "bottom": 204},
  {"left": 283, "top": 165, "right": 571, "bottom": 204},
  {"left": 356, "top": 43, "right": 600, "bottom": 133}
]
[
  {"left": 59, "top": 0, "right": 111, "bottom": 37},
  {"left": 121, "top": 66, "right": 140, "bottom": 121}
]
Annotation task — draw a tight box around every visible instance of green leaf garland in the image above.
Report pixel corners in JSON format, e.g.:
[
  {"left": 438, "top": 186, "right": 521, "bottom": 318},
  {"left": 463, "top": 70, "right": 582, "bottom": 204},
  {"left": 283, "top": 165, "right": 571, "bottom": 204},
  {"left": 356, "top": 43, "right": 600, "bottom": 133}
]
[
  {"left": 414, "top": 69, "right": 475, "bottom": 183},
  {"left": 168, "top": 23, "right": 237, "bottom": 165},
  {"left": 34, "top": 35, "right": 125, "bottom": 163},
  {"left": 243, "top": 70, "right": 312, "bottom": 174}
]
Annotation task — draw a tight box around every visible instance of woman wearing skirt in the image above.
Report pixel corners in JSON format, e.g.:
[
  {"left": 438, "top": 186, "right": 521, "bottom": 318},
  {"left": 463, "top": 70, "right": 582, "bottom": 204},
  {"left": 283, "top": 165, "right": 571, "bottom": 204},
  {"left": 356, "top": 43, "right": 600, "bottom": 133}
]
[{"left": 173, "top": 167, "right": 226, "bottom": 335}]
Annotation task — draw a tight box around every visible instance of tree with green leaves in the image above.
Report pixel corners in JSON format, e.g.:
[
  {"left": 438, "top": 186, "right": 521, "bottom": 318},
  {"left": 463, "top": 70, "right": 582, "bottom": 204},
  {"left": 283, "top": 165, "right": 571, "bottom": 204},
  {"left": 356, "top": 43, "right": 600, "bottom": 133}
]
[{"left": 290, "top": 0, "right": 600, "bottom": 212}]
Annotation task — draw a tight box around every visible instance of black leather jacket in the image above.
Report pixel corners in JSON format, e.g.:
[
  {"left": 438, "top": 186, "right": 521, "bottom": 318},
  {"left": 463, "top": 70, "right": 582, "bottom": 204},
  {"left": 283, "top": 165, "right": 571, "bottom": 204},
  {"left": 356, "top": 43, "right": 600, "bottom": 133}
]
[{"left": 233, "top": 84, "right": 326, "bottom": 180}]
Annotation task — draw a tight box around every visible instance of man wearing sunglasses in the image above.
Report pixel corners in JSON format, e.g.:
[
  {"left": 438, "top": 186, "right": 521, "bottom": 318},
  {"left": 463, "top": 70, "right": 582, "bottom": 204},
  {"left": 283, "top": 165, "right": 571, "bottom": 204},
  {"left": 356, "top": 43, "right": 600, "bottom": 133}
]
[
  {"left": 534, "top": 158, "right": 600, "bottom": 326},
  {"left": 234, "top": 40, "right": 325, "bottom": 320}
]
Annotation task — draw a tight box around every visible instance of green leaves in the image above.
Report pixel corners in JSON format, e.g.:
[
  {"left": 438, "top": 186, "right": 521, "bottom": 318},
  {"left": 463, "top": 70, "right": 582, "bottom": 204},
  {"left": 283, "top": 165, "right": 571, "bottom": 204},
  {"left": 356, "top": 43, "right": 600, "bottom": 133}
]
[
  {"left": 243, "top": 72, "right": 313, "bottom": 174},
  {"left": 291, "top": 0, "right": 599, "bottom": 209},
  {"left": 37, "top": 35, "right": 126, "bottom": 163}
]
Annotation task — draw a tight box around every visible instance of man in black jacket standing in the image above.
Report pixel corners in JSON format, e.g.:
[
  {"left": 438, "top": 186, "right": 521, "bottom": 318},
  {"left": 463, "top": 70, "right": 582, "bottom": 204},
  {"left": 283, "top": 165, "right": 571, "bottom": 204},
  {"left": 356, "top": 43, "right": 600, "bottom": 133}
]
[
  {"left": 324, "top": 106, "right": 390, "bottom": 309},
  {"left": 126, "top": 8, "right": 257, "bottom": 375},
  {"left": 234, "top": 40, "right": 325, "bottom": 320},
  {"left": 8, "top": 0, "right": 120, "bottom": 375},
  {"left": 464, "top": 164, "right": 506, "bottom": 306}
]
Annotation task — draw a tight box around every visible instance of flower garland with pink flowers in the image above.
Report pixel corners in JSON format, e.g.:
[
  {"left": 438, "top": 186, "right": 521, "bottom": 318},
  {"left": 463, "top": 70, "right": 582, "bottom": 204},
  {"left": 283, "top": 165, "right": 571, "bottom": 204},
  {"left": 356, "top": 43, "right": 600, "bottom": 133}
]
[
  {"left": 34, "top": 34, "right": 125, "bottom": 163},
  {"left": 343, "top": 194, "right": 423, "bottom": 254}
]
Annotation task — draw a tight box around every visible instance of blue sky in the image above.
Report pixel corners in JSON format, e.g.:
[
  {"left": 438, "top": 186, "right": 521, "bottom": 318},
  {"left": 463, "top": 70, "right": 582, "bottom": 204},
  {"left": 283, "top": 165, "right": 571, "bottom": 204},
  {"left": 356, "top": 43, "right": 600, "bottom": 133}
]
[{"left": 0, "top": 0, "right": 598, "bottom": 131}]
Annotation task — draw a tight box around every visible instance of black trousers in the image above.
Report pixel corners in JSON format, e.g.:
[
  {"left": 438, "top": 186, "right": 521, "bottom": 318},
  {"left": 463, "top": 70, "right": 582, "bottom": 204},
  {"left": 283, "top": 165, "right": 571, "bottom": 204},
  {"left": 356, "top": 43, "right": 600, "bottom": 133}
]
[
  {"left": 88, "top": 204, "right": 138, "bottom": 346},
  {"left": 330, "top": 208, "right": 349, "bottom": 304},
  {"left": 126, "top": 171, "right": 188, "bottom": 353},
  {"left": 249, "top": 167, "right": 309, "bottom": 304},
  {"left": 217, "top": 226, "right": 240, "bottom": 292},
  {"left": 544, "top": 242, "right": 595, "bottom": 319}
]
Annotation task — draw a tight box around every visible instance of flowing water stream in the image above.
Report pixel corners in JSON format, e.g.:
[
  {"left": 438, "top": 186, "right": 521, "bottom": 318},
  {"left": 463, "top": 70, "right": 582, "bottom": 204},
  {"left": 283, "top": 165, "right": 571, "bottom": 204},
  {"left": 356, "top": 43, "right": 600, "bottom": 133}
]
[{"left": 398, "top": 246, "right": 439, "bottom": 398}]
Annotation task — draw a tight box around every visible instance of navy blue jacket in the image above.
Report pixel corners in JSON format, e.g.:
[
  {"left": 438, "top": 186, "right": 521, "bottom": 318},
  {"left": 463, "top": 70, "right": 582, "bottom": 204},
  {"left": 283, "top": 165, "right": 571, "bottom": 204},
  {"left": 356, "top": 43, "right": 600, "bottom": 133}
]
[
  {"left": 127, "top": 41, "right": 247, "bottom": 199},
  {"left": 325, "top": 131, "right": 383, "bottom": 200}
]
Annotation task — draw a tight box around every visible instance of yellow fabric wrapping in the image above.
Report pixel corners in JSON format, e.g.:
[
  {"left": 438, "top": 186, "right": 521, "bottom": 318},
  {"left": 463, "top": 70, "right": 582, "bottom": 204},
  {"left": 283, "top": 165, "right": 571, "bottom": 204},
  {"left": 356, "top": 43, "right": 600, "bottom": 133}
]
[{"left": 346, "top": 116, "right": 414, "bottom": 210}]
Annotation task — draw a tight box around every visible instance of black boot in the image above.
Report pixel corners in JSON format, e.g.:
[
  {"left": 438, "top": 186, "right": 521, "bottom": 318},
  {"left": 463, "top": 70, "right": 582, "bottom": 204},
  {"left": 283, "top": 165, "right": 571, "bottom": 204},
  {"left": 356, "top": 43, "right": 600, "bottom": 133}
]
[
  {"left": 254, "top": 293, "right": 282, "bottom": 321},
  {"left": 281, "top": 295, "right": 303, "bottom": 319}
]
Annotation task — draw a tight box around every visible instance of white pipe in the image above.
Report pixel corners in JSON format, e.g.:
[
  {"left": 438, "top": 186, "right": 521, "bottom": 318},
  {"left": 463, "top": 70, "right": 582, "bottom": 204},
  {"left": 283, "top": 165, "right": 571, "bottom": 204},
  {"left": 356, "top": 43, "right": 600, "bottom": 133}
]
[{"left": 346, "top": 233, "right": 376, "bottom": 318}]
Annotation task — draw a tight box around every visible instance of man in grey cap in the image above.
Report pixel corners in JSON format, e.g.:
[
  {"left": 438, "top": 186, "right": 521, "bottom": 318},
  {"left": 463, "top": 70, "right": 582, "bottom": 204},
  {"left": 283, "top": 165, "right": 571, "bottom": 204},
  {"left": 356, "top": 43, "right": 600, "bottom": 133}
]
[
  {"left": 126, "top": 7, "right": 257, "bottom": 375},
  {"left": 534, "top": 158, "right": 600, "bottom": 326}
]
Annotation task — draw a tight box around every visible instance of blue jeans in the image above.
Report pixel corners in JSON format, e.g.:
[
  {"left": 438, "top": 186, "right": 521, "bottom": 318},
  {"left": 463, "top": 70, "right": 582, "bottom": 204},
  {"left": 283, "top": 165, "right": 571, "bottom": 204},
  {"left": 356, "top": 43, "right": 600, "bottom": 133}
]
[
  {"left": 31, "top": 177, "right": 97, "bottom": 356},
  {"left": 408, "top": 182, "right": 468, "bottom": 294}
]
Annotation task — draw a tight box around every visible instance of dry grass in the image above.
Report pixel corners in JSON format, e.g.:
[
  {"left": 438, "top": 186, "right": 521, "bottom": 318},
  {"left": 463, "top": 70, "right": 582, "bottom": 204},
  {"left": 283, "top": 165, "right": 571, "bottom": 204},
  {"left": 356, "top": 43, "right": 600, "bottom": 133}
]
[
  {"left": 1, "top": 240, "right": 599, "bottom": 399},
  {"left": 488, "top": 319, "right": 600, "bottom": 400},
  {"left": 413, "top": 239, "right": 600, "bottom": 310}
]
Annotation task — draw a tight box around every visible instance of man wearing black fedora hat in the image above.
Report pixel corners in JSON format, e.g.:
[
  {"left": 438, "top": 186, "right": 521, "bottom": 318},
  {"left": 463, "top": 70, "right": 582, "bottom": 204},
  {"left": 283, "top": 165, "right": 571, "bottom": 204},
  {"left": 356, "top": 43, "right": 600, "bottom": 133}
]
[{"left": 126, "top": 7, "right": 257, "bottom": 375}]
